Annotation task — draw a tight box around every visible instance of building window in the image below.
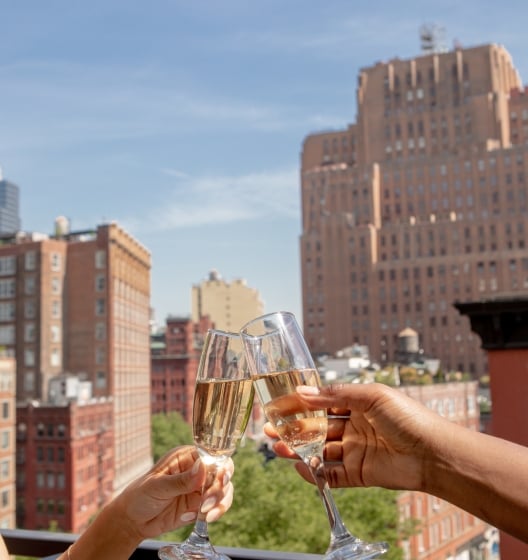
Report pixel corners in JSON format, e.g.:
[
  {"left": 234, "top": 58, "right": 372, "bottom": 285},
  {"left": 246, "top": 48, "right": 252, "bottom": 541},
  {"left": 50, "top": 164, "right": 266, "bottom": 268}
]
[
  {"left": 95, "top": 250, "right": 106, "bottom": 269},
  {"left": 50, "top": 253, "right": 61, "bottom": 271},
  {"left": 96, "top": 299, "right": 105, "bottom": 316},
  {"left": 24, "top": 372, "right": 35, "bottom": 392},
  {"left": 1, "top": 490, "right": 8, "bottom": 508},
  {"left": 51, "top": 277, "right": 61, "bottom": 294},
  {"left": 0, "top": 280, "right": 15, "bottom": 299},
  {"left": 0, "top": 302, "right": 15, "bottom": 322},
  {"left": 24, "top": 252, "right": 36, "bottom": 271},
  {"left": 51, "top": 325, "right": 60, "bottom": 342},
  {"left": 95, "top": 274, "right": 105, "bottom": 291},
  {"left": 51, "top": 300, "right": 61, "bottom": 318},
  {"left": 24, "top": 323, "right": 35, "bottom": 342},
  {"left": 0, "top": 256, "right": 15, "bottom": 276},
  {"left": 50, "top": 348, "right": 61, "bottom": 367},
  {"left": 0, "top": 431, "right": 8, "bottom": 449},
  {"left": 24, "top": 300, "right": 36, "bottom": 319},
  {"left": 24, "top": 349, "right": 35, "bottom": 367},
  {"left": 0, "top": 460, "right": 9, "bottom": 480}
]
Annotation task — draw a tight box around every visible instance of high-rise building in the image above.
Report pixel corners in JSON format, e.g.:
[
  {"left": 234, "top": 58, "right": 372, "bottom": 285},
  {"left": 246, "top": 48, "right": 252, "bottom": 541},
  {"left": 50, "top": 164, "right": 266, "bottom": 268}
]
[
  {"left": 191, "top": 270, "right": 264, "bottom": 332},
  {"left": 300, "top": 43, "right": 528, "bottom": 377},
  {"left": 0, "top": 170, "right": 20, "bottom": 235},
  {"left": 1, "top": 220, "right": 152, "bottom": 530}
]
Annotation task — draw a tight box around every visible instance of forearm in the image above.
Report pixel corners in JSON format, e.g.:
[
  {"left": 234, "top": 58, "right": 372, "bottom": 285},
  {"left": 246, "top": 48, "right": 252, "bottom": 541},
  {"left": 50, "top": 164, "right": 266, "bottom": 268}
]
[
  {"left": 425, "top": 423, "right": 528, "bottom": 543},
  {"left": 58, "top": 501, "right": 143, "bottom": 560}
]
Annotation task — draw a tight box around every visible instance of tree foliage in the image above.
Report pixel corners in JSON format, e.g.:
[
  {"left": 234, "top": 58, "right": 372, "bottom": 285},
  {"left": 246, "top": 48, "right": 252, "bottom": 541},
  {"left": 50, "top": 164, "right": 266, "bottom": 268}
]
[{"left": 151, "top": 412, "right": 193, "bottom": 462}]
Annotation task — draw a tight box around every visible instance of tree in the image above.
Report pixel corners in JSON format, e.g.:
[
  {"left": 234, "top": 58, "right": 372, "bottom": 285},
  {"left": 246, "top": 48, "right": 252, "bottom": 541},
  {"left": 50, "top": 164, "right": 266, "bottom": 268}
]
[{"left": 151, "top": 412, "right": 193, "bottom": 462}]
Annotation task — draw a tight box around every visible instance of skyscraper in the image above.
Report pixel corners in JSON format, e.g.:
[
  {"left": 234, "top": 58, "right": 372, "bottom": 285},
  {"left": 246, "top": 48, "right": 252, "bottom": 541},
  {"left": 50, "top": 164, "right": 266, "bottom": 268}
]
[
  {"left": 300, "top": 43, "right": 528, "bottom": 377},
  {"left": 0, "top": 170, "right": 21, "bottom": 235}
]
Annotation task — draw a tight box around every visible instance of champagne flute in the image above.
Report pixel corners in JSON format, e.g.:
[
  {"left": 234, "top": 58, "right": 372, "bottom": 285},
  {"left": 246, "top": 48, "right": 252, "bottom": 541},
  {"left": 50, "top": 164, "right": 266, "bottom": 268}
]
[
  {"left": 158, "top": 329, "right": 254, "bottom": 560},
  {"left": 240, "top": 312, "right": 388, "bottom": 560}
]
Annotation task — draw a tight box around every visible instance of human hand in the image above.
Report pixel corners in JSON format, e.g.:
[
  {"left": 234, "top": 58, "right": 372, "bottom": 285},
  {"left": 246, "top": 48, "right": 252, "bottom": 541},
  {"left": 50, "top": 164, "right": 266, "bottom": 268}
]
[
  {"left": 264, "top": 383, "right": 449, "bottom": 492},
  {"left": 112, "top": 445, "right": 234, "bottom": 541}
]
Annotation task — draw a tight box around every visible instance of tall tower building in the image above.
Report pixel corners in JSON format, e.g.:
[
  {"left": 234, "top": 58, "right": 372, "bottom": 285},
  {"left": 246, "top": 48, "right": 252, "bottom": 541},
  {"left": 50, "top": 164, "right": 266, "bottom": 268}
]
[
  {"left": 191, "top": 270, "right": 264, "bottom": 332},
  {"left": 2, "top": 220, "right": 151, "bottom": 521},
  {"left": 0, "top": 170, "right": 21, "bottom": 234},
  {"left": 300, "top": 43, "right": 528, "bottom": 376}
]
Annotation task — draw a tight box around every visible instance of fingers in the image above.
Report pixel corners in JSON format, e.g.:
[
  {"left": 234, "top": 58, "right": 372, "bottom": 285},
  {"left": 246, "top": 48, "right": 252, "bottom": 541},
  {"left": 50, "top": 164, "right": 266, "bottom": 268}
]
[{"left": 204, "top": 480, "right": 234, "bottom": 522}]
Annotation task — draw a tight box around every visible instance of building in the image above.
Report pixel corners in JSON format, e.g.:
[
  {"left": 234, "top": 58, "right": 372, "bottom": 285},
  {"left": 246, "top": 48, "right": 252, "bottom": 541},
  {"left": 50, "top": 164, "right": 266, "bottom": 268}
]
[
  {"left": 300, "top": 42, "right": 528, "bottom": 377},
  {"left": 0, "top": 356, "right": 16, "bottom": 531},
  {"left": 191, "top": 270, "right": 264, "bottom": 332},
  {"left": 0, "top": 171, "right": 20, "bottom": 235},
  {"left": 151, "top": 315, "right": 213, "bottom": 421},
  {"left": 1, "top": 220, "right": 152, "bottom": 530},
  {"left": 16, "top": 391, "right": 113, "bottom": 533},
  {"left": 397, "top": 382, "right": 493, "bottom": 559}
]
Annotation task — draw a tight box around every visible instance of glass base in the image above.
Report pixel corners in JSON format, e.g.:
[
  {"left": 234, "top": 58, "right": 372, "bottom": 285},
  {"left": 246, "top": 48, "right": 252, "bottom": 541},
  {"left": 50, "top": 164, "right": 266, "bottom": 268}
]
[
  {"left": 158, "top": 542, "right": 231, "bottom": 560},
  {"left": 324, "top": 538, "right": 389, "bottom": 560}
]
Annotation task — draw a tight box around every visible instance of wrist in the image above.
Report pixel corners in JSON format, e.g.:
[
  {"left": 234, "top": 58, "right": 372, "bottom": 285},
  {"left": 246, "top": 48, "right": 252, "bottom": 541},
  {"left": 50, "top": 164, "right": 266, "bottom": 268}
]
[{"left": 68, "top": 498, "right": 143, "bottom": 560}]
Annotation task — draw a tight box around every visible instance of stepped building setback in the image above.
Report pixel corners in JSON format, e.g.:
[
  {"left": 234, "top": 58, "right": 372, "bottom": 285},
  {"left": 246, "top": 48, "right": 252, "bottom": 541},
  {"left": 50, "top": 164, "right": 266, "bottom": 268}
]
[{"left": 300, "top": 43, "right": 528, "bottom": 376}]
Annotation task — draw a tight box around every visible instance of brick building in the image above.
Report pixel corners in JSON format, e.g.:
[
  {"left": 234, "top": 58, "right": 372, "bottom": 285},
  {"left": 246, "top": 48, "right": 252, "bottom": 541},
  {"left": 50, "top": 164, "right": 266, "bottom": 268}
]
[
  {"left": 0, "top": 220, "right": 152, "bottom": 530},
  {"left": 151, "top": 315, "right": 213, "bottom": 421},
  {"left": 300, "top": 43, "right": 528, "bottom": 377},
  {"left": 16, "top": 395, "right": 113, "bottom": 533}
]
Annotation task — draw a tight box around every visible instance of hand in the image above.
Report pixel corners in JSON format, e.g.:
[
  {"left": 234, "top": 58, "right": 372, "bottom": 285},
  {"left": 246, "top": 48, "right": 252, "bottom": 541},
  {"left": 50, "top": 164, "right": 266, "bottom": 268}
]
[
  {"left": 112, "top": 445, "right": 234, "bottom": 540},
  {"left": 264, "top": 383, "right": 448, "bottom": 492}
]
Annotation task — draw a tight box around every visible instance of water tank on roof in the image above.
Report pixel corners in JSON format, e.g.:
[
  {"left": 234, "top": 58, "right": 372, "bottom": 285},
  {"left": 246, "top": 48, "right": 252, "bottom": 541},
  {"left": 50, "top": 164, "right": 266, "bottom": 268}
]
[
  {"left": 54, "top": 216, "right": 70, "bottom": 237},
  {"left": 398, "top": 327, "right": 419, "bottom": 354}
]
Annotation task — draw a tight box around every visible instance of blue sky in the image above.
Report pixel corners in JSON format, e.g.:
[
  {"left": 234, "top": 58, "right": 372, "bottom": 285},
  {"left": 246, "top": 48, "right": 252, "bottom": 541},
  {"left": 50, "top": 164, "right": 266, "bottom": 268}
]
[{"left": 1, "top": 0, "right": 528, "bottom": 326}]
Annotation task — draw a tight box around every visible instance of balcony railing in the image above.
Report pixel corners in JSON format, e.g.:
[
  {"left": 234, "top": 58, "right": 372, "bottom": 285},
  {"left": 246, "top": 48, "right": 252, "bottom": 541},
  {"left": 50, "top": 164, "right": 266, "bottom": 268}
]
[{"left": 0, "top": 528, "right": 322, "bottom": 559}]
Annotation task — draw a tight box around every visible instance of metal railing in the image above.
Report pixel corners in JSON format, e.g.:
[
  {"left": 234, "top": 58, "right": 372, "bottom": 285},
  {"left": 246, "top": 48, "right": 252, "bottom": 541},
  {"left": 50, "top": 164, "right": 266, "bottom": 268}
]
[{"left": 0, "top": 528, "right": 322, "bottom": 559}]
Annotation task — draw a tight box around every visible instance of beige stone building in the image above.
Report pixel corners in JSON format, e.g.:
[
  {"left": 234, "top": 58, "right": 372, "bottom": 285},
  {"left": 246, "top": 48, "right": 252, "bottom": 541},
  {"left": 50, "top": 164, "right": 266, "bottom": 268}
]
[
  {"left": 191, "top": 270, "right": 264, "bottom": 332},
  {"left": 300, "top": 43, "right": 528, "bottom": 377}
]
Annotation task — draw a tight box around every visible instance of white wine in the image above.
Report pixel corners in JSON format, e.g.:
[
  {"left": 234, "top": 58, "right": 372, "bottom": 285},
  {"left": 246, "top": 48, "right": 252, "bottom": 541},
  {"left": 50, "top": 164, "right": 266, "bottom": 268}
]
[
  {"left": 253, "top": 368, "right": 327, "bottom": 458},
  {"left": 193, "top": 378, "right": 254, "bottom": 459}
]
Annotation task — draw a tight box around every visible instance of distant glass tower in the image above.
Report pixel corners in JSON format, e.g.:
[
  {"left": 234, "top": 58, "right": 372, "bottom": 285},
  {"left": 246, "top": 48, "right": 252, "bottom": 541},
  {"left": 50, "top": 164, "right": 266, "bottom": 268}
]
[{"left": 0, "top": 168, "right": 20, "bottom": 234}]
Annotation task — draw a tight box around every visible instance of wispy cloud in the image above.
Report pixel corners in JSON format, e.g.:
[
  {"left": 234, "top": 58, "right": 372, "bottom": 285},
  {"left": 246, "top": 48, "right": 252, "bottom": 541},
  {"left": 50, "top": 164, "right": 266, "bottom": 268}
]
[{"left": 131, "top": 167, "right": 299, "bottom": 232}]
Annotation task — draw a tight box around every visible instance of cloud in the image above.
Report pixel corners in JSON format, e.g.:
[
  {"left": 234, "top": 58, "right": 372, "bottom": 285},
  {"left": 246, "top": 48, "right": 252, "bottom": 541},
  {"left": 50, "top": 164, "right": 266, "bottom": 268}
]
[{"left": 134, "top": 167, "right": 299, "bottom": 232}]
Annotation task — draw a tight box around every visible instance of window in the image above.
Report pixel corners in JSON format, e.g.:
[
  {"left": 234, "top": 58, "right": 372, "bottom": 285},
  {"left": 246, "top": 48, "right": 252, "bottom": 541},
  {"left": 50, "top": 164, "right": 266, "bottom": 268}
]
[
  {"left": 25, "top": 323, "right": 36, "bottom": 343},
  {"left": 0, "top": 326, "right": 14, "bottom": 345},
  {"left": 24, "top": 252, "right": 36, "bottom": 271},
  {"left": 51, "top": 325, "right": 60, "bottom": 342},
  {"left": 96, "top": 299, "right": 105, "bottom": 316},
  {"left": 1, "top": 431, "right": 9, "bottom": 449},
  {"left": 50, "top": 348, "right": 61, "bottom": 367},
  {"left": 51, "top": 277, "right": 61, "bottom": 294},
  {"left": 0, "top": 280, "right": 15, "bottom": 299},
  {"left": 24, "top": 349, "right": 35, "bottom": 367},
  {"left": 24, "top": 300, "right": 36, "bottom": 319},
  {"left": 0, "top": 302, "right": 15, "bottom": 321},
  {"left": 51, "top": 300, "right": 60, "bottom": 318},
  {"left": 95, "top": 250, "right": 106, "bottom": 269},
  {"left": 95, "top": 274, "right": 105, "bottom": 291},
  {"left": 50, "top": 253, "right": 61, "bottom": 271},
  {"left": 0, "top": 256, "right": 15, "bottom": 277}
]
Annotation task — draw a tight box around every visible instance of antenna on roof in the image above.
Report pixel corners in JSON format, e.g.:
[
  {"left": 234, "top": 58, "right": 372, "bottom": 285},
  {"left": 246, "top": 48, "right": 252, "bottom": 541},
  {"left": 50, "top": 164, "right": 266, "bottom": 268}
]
[{"left": 420, "top": 23, "right": 448, "bottom": 54}]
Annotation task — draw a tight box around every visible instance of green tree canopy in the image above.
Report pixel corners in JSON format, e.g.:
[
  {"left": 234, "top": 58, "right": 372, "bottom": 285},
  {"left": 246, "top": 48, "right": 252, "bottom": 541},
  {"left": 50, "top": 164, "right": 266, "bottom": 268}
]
[{"left": 151, "top": 412, "right": 193, "bottom": 462}]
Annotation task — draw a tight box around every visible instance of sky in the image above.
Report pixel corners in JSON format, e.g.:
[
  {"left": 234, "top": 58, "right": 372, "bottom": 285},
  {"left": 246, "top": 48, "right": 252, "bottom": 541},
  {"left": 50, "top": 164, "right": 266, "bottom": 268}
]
[{"left": 1, "top": 0, "right": 528, "bottom": 327}]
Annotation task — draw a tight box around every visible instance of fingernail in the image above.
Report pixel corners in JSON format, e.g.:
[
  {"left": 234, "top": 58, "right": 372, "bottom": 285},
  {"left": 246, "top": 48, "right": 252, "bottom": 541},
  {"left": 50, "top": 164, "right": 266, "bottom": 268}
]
[
  {"left": 180, "top": 511, "right": 197, "bottom": 523},
  {"left": 200, "top": 497, "right": 216, "bottom": 513},
  {"left": 191, "top": 459, "right": 201, "bottom": 475},
  {"left": 296, "top": 385, "right": 320, "bottom": 395}
]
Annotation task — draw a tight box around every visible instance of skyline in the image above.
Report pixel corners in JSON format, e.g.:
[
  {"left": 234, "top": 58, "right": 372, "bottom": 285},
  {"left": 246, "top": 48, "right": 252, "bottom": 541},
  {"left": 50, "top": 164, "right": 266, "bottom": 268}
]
[{"left": 2, "top": 1, "right": 528, "bottom": 326}]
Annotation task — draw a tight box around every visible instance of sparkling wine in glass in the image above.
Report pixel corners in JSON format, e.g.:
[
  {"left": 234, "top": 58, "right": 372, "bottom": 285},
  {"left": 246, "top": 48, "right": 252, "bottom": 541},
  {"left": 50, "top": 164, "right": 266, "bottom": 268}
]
[
  {"left": 240, "top": 312, "right": 388, "bottom": 560},
  {"left": 158, "top": 329, "right": 254, "bottom": 560}
]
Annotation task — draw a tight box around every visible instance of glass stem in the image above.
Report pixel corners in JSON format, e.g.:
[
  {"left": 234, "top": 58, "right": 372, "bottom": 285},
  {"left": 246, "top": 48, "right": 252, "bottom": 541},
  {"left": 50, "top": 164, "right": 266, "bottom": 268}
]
[{"left": 305, "top": 454, "right": 359, "bottom": 548}]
